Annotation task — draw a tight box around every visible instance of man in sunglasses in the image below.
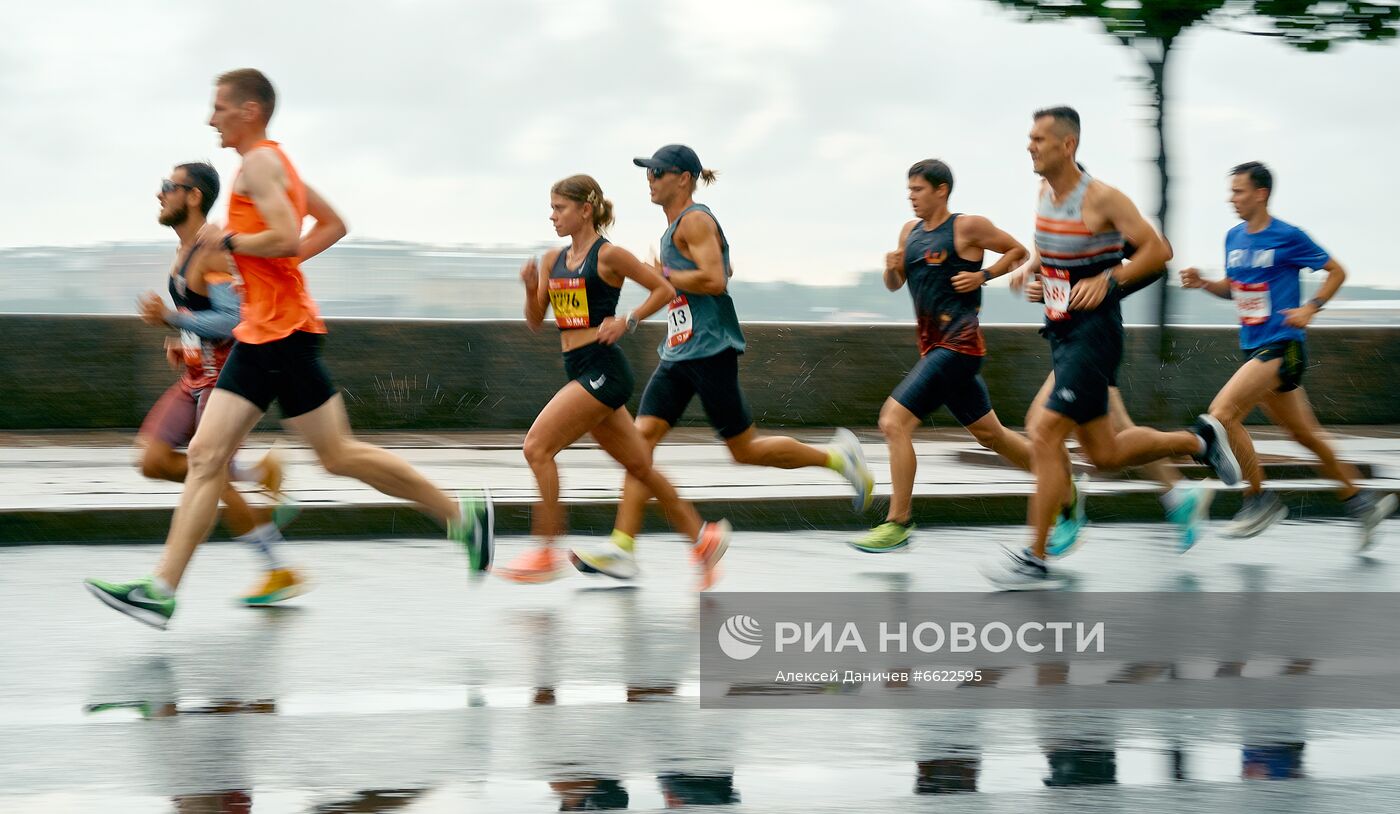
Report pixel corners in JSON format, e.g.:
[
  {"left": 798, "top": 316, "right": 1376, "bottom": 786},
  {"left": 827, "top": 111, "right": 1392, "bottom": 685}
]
[
  {"left": 569, "top": 144, "right": 873, "bottom": 584},
  {"left": 135, "top": 162, "right": 304, "bottom": 606}
]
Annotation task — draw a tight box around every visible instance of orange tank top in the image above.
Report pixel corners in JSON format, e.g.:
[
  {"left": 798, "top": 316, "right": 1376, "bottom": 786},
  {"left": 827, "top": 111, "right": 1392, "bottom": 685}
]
[{"left": 227, "top": 140, "right": 326, "bottom": 344}]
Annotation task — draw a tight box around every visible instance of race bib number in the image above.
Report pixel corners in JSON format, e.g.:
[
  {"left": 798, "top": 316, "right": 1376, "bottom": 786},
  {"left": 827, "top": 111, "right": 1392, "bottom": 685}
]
[
  {"left": 1231, "top": 281, "right": 1271, "bottom": 325},
  {"left": 1042, "top": 268, "right": 1071, "bottom": 321},
  {"left": 667, "top": 295, "right": 693, "bottom": 348},
  {"left": 548, "top": 277, "right": 590, "bottom": 328}
]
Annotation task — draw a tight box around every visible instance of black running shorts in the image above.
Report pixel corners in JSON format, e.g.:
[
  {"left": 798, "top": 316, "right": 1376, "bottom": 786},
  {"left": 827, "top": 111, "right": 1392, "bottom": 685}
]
[
  {"left": 890, "top": 347, "right": 993, "bottom": 426},
  {"left": 638, "top": 348, "right": 754, "bottom": 439},
  {"left": 563, "top": 342, "right": 635, "bottom": 410},
  {"left": 1246, "top": 340, "right": 1308, "bottom": 393},
  {"left": 215, "top": 331, "right": 337, "bottom": 418},
  {"left": 1043, "top": 321, "right": 1124, "bottom": 425}
]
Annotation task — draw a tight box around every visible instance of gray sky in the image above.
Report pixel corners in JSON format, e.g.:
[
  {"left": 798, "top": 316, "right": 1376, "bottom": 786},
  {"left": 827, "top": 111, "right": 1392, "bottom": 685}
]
[{"left": 3, "top": 0, "right": 1397, "bottom": 287}]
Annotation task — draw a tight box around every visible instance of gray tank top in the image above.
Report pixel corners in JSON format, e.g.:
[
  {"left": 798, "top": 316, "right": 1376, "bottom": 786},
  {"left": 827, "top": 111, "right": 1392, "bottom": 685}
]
[
  {"left": 657, "top": 203, "right": 746, "bottom": 362},
  {"left": 1034, "top": 171, "right": 1124, "bottom": 332}
]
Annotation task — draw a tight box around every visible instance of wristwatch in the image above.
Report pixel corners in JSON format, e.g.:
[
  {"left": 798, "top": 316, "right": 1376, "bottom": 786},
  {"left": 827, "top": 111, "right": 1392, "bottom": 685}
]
[
  {"left": 1307, "top": 297, "right": 1326, "bottom": 311},
  {"left": 981, "top": 270, "right": 992, "bottom": 286},
  {"left": 625, "top": 313, "right": 639, "bottom": 334},
  {"left": 221, "top": 232, "right": 237, "bottom": 253}
]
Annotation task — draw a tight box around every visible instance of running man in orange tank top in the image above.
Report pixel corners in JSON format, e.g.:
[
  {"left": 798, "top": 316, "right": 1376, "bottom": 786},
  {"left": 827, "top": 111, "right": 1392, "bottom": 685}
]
[{"left": 85, "top": 69, "right": 494, "bottom": 630}]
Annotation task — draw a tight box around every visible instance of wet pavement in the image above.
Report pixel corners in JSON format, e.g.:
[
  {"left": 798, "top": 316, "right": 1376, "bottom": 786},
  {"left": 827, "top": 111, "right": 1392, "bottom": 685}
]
[{"left": 5, "top": 518, "right": 1400, "bottom": 812}]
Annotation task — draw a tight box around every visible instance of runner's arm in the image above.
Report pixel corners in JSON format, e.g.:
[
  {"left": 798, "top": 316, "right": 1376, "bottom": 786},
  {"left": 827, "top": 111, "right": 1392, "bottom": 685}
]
[
  {"left": 665, "top": 213, "right": 727, "bottom": 295},
  {"left": 225, "top": 149, "right": 301, "bottom": 258},
  {"left": 1283, "top": 257, "right": 1346, "bottom": 328},
  {"left": 165, "top": 282, "right": 240, "bottom": 340},
  {"left": 960, "top": 215, "right": 1028, "bottom": 280},
  {"left": 1179, "top": 267, "right": 1233, "bottom": 299},
  {"left": 1310, "top": 257, "right": 1346, "bottom": 305},
  {"left": 521, "top": 250, "right": 554, "bottom": 330},
  {"left": 600, "top": 244, "right": 675, "bottom": 323},
  {"left": 1099, "top": 187, "right": 1170, "bottom": 288},
  {"left": 884, "top": 221, "right": 917, "bottom": 291},
  {"left": 299, "top": 185, "right": 348, "bottom": 262}
]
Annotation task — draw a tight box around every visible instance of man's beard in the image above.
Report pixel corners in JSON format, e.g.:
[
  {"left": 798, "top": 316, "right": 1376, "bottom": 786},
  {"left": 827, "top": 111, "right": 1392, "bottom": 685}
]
[{"left": 159, "top": 206, "right": 189, "bottom": 227}]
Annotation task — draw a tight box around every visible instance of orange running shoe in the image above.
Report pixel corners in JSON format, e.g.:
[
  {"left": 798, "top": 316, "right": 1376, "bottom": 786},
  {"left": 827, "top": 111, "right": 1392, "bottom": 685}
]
[
  {"left": 690, "top": 520, "right": 732, "bottom": 591},
  {"left": 496, "top": 545, "right": 570, "bottom": 584}
]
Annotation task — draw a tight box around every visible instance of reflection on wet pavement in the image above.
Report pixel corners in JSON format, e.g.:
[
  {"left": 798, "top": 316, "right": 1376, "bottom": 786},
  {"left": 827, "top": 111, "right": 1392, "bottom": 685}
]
[{"left": 4, "top": 524, "right": 1400, "bottom": 811}]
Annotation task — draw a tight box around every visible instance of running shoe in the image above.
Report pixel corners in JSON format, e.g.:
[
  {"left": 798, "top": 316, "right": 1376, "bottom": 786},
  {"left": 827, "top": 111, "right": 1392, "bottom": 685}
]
[
  {"left": 449, "top": 488, "right": 495, "bottom": 573},
  {"left": 1046, "top": 474, "right": 1089, "bottom": 558},
  {"left": 239, "top": 568, "right": 308, "bottom": 606},
  {"left": 831, "top": 428, "right": 875, "bottom": 512},
  {"left": 1222, "top": 491, "right": 1287, "bottom": 538},
  {"left": 570, "top": 540, "right": 640, "bottom": 579},
  {"left": 1166, "top": 482, "right": 1214, "bottom": 553},
  {"left": 850, "top": 521, "right": 914, "bottom": 553},
  {"left": 978, "top": 547, "right": 1065, "bottom": 591},
  {"left": 1349, "top": 491, "right": 1398, "bottom": 553},
  {"left": 692, "top": 520, "right": 731, "bottom": 591},
  {"left": 497, "top": 545, "right": 570, "bottom": 584},
  {"left": 1190, "top": 414, "right": 1242, "bottom": 486},
  {"left": 84, "top": 576, "right": 175, "bottom": 630}
]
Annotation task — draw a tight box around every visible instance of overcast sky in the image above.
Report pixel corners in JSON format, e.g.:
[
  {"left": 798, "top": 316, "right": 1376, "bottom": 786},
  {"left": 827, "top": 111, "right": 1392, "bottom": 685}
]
[{"left": 3, "top": 0, "right": 1397, "bottom": 288}]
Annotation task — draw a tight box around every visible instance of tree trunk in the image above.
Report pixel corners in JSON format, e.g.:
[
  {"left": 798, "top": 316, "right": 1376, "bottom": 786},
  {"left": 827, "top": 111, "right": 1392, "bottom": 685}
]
[{"left": 1148, "top": 39, "right": 1173, "bottom": 361}]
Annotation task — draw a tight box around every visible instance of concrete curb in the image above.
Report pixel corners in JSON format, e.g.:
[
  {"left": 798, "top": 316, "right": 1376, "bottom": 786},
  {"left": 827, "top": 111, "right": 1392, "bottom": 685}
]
[{"left": 0, "top": 486, "right": 1371, "bottom": 545}]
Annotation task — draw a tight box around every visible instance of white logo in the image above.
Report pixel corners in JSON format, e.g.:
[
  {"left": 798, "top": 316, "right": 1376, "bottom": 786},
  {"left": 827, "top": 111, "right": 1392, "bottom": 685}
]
[
  {"left": 718, "top": 615, "right": 763, "bottom": 660},
  {"left": 589, "top": 374, "right": 607, "bottom": 389},
  {"left": 1056, "top": 388, "right": 1077, "bottom": 403},
  {"left": 128, "top": 588, "right": 160, "bottom": 606}
]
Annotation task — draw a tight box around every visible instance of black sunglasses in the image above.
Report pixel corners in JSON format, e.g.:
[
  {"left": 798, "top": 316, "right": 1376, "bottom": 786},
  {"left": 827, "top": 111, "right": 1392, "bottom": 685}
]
[
  {"left": 646, "top": 167, "right": 678, "bottom": 181},
  {"left": 160, "top": 179, "right": 195, "bottom": 194}
]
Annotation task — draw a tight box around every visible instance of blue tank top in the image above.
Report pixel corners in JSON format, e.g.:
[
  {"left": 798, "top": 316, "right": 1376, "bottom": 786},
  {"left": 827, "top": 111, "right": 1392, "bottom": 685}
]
[
  {"left": 548, "top": 237, "right": 620, "bottom": 330},
  {"left": 658, "top": 203, "right": 746, "bottom": 362}
]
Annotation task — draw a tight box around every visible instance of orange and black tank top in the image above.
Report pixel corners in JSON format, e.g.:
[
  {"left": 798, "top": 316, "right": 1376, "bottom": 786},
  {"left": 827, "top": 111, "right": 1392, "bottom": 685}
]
[{"left": 227, "top": 140, "right": 326, "bottom": 344}]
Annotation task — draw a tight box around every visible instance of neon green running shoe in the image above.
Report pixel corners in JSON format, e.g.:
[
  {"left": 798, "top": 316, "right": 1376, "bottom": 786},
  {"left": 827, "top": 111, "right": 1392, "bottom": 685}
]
[
  {"left": 84, "top": 576, "right": 175, "bottom": 630},
  {"left": 849, "top": 521, "right": 914, "bottom": 553},
  {"left": 449, "top": 488, "right": 495, "bottom": 573}
]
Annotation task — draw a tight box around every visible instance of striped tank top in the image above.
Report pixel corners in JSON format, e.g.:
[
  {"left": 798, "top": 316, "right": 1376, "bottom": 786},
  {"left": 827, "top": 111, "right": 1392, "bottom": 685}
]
[{"left": 1034, "top": 171, "right": 1124, "bottom": 331}]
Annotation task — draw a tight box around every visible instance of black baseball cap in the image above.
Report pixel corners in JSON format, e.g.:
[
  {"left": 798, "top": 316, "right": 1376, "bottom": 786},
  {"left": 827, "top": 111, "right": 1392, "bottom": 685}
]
[{"left": 633, "top": 144, "right": 703, "bottom": 177}]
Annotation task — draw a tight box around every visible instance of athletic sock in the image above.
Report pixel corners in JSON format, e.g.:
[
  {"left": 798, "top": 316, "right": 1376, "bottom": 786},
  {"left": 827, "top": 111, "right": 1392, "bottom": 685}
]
[
  {"left": 150, "top": 576, "right": 175, "bottom": 597},
  {"left": 610, "top": 529, "right": 636, "bottom": 553},
  {"left": 237, "top": 523, "right": 285, "bottom": 570},
  {"left": 824, "top": 449, "right": 845, "bottom": 472},
  {"left": 228, "top": 459, "right": 265, "bottom": 484},
  {"left": 1160, "top": 482, "right": 1190, "bottom": 512}
]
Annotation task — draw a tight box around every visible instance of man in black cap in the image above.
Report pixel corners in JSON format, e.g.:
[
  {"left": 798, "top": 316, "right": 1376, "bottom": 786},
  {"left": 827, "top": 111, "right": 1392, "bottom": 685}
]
[{"left": 569, "top": 145, "right": 873, "bottom": 587}]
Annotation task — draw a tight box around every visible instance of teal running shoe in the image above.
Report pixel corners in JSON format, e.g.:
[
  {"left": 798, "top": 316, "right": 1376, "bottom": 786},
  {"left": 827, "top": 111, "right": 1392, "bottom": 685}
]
[
  {"left": 1167, "top": 482, "right": 1214, "bottom": 553},
  {"left": 1046, "top": 474, "right": 1088, "bottom": 558}
]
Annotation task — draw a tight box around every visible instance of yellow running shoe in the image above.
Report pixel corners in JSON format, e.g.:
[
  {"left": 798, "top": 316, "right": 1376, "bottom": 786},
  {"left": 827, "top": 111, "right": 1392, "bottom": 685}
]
[{"left": 240, "top": 568, "right": 307, "bottom": 606}]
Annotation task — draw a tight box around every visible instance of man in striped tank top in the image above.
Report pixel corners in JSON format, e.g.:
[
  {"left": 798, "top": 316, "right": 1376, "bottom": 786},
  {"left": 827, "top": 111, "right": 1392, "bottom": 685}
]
[{"left": 980, "top": 106, "right": 1242, "bottom": 590}]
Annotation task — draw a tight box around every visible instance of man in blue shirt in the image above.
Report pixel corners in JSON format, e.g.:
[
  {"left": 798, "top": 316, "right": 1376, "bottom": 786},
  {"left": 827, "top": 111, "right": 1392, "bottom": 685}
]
[{"left": 1181, "top": 161, "right": 1395, "bottom": 549}]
